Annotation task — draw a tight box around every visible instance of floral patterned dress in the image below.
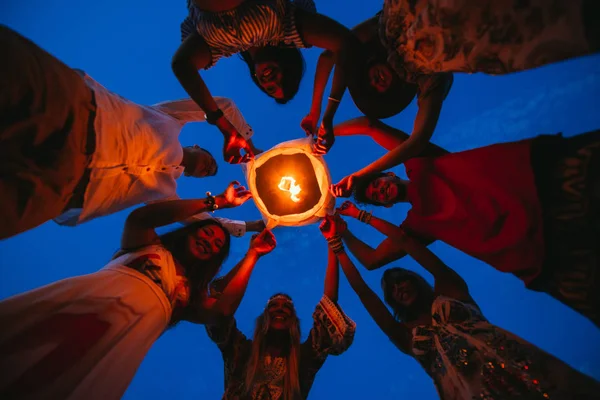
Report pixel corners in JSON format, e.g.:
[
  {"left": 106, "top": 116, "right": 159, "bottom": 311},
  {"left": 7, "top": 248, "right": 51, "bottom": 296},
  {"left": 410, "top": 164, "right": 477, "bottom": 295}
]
[
  {"left": 411, "top": 296, "right": 600, "bottom": 399},
  {"left": 205, "top": 295, "right": 355, "bottom": 399},
  {"left": 380, "top": 0, "right": 597, "bottom": 82}
]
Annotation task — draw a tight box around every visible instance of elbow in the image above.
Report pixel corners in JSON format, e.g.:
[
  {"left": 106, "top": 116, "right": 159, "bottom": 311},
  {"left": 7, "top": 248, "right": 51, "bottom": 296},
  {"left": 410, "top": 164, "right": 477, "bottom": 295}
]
[
  {"left": 171, "top": 53, "right": 192, "bottom": 79},
  {"left": 319, "top": 49, "right": 334, "bottom": 61}
]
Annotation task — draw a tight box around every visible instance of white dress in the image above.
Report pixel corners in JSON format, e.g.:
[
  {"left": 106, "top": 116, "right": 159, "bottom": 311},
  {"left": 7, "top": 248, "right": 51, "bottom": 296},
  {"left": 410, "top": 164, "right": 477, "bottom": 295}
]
[{"left": 0, "top": 245, "right": 187, "bottom": 400}]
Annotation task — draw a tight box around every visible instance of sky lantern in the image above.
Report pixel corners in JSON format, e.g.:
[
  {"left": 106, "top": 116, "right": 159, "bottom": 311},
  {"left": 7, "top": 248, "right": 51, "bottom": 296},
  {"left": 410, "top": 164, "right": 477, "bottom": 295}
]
[{"left": 244, "top": 138, "right": 335, "bottom": 229}]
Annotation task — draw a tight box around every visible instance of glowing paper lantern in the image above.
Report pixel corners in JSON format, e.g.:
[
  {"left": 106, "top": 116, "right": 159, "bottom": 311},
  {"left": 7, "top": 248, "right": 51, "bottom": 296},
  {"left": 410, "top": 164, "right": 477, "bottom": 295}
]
[{"left": 244, "top": 138, "right": 335, "bottom": 229}]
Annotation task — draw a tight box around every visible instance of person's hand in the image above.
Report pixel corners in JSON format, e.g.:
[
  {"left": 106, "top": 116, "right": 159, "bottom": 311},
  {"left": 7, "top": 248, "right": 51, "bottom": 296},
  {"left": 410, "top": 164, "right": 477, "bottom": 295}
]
[
  {"left": 249, "top": 229, "right": 277, "bottom": 257},
  {"left": 319, "top": 214, "right": 347, "bottom": 239},
  {"left": 332, "top": 213, "right": 348, "bottom": 234},
  {"left": 337, "top": 200, "right": 361, "bottom": 219},
  {"left": 301, "top": 111, "right": 319, "bottom": 136},
  {"left": 218, "top": 118, "right": 254, "bottom": 164},
  {"left": 216, "top": 181, "right": 252, "bottom": 208},
  {"left": 329, "top": 175, "right": 356, "bottom": 198},
  {"left": 313, "top": 119, "right": 335, "bottom": 155}
]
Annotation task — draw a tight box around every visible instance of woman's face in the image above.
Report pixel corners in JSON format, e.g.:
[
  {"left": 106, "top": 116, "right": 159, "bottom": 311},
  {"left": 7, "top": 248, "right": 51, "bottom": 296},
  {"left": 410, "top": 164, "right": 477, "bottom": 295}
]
[
  {"left": 186, "top": 225, "right": 226, "bottom": 261},
  {"left": 384, "top": 278, "right": 419, "bottom": 309},
  {"left": 368, "top": 63, "right": 394, "bottom": 93},
  {"left": 266, "top": 297, "right": 296, "bottom": 331},
  {"left": 255, "top": 61, "right": 284, "bottom": 99}
]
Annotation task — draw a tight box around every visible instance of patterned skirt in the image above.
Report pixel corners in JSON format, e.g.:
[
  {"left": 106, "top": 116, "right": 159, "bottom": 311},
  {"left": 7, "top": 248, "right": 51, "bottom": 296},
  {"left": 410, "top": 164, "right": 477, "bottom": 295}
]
[
  {"left": 529, "top": 130, "right": 600, "bottom": 328},
  {"left": 380, "top": 0, "right": 599, "bottom": 82}
]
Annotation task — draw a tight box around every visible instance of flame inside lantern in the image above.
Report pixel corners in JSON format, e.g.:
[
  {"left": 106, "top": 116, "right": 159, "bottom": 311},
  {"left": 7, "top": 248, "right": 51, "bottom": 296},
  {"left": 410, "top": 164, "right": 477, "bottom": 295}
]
[{"left": 278, "top": 176, "right": 302, "bottom": 203}]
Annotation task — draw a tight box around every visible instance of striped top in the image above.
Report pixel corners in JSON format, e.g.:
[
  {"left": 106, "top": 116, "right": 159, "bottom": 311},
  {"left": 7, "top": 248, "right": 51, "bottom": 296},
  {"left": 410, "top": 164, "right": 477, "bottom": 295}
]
[{"left": 181, "top": 0, "right": 317, "bottom": 69}]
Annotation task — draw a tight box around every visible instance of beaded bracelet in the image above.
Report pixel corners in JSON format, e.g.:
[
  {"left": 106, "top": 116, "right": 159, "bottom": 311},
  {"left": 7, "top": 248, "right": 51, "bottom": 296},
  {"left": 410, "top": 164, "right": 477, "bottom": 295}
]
[
  {"left": 327, "top": 235, "right": 345, "bottom": 254},
  {"left": 204, "top": 191, "right": 219, "bottom": 212}
]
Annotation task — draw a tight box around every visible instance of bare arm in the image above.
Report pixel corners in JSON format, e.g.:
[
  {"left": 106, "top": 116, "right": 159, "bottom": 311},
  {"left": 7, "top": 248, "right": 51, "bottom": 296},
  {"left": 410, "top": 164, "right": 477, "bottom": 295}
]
[
  {"left": 366, "top": 215, "right": 471, "bottom": 301},
  {"left": 298, "top": 10, "right": 361, "bottom": 111},
  {"left": 171, "top": 31, "right": 236, "bottom": 137},
  {"left": 352, "top": 86, "right": 446, "bottom": 178},
  {"left": 323, "top": 248, "right": 339, "bottom": 302},
  {"left": 204, "top": 230, "right": 276, "bottom": 318},
  {"left": 341, "top": 229, "right": 409, "bottom": 270},
  {"left": 334, "top": 116, "right": 449, "bottom": 155},
  {"left": 122, "top": 197, "right": 227, "bottom": 250},
  {"left": 336, "top": 250, "right": 411, "bottom": 353}
]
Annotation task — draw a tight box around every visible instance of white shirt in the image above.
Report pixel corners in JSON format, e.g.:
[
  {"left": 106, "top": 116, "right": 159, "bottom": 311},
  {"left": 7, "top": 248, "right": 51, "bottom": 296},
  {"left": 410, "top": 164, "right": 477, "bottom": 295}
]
[{"left": 54, "top": 72, "right": 251, "bottom": 237}]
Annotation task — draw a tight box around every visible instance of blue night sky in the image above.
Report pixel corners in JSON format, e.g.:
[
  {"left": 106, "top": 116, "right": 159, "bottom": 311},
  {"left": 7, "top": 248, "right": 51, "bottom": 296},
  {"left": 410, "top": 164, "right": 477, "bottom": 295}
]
[{"left": 1, "top": 1, "right": 600, "bottom": 399}]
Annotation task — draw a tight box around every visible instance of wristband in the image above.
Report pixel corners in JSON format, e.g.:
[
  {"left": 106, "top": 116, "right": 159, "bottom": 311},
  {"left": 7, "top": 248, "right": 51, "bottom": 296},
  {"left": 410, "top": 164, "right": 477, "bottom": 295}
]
[{"left": 205, "top": 108, "right": 224, "bottom": 125}]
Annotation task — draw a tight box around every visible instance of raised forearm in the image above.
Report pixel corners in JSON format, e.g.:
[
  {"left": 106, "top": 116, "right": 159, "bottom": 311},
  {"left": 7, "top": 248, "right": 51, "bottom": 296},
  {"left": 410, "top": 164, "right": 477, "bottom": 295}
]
[
  {"left": 336, "top": 251, "right": 406, "bottom": 344},
  {"left": 310, "top": 50, "right": 336, "bottom": 117},
  {"left": 341, "top": 229, "right": 379, "bottom": 270},
  {"left": 323, "top": 248, "right": 339, "bottom": 302},
  {"left": 126, "top": 197, "right": 227, "bottom": 230},
  {"left": 322, "top": 61, "right": 347, "bottom": 122},
  {"left": 210, "top": 250, "right": 260, "bottom": 316}
]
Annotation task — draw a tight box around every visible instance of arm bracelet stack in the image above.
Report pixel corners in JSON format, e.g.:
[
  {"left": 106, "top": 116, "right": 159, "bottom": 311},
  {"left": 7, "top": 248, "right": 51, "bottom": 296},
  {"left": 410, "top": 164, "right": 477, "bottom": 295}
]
[
  {"left": 358, "top": 209, "right": 372, "bottom": 224},
  {"left": 327, "top": 235, "right": 345, "bottom": 254}
]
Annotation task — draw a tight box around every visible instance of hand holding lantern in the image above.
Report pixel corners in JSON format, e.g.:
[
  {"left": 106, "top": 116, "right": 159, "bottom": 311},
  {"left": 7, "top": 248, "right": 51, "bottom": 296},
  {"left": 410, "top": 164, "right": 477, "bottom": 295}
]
[
  {"left": 319, "top": 213, "right": 347, "bottom": 239},
  {"left": 337, "top": 200, "right": 360, "bottom": 219},
  {"left": 220, "top": 119, "right": 254, "bottom": 164},
  {"left": 313, "top": 119, "right": 335, "bottom": 156},
  {"left": 301, "top": 112, "right": 319, "bottom": 136},
  {"left": 329, "top": 175, "right": 356, "bottom": 198}
]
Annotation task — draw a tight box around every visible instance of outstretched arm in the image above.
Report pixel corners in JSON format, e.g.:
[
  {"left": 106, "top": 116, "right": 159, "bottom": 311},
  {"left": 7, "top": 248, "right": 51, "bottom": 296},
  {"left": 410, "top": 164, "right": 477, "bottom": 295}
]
[
  {"left": 121, "top": 181, "right": 251, "bottom": 250},
  {"left": 334, "top": 116, "right": 449, "bottom": 155},
  {"left": 303, "top": 16, "right": 380, "bottom": 136},
  {"left": 365, "top": 214, "right": 471, "bottom": 302},
  {"left": 319, "top": 215, "right": 411, "bottom": 353},
  {"left": 323, "top": 248, "right": 339, "bottom": 302},
  {"left": 172, "top": 32, "right": 252, "bottom": 163},
  {"left": 341, "top": 230, "right": 409, "bottom": 270},
  {"left": 204, "top": 230, "right": 277, "bottom": 318},
  {"left": 350, "top": 84, "right": 446, "bottom": 177},
  {"left": 336, "top": 251, "right": 411, "bottom": 353},
  {"left": 336, "top": 201, "right": 435, "bottom": 270}
]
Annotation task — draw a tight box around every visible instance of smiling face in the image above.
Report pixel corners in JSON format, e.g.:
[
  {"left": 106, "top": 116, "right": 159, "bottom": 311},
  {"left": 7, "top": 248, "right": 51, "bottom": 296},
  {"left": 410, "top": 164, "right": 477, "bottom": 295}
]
[
  {"left": 368, "top": 63, "right": 394, "bottom": 93},
  {"left": 255, "top": 61, "right": 284, "bottom": 100},
  {"left": 186, "top": 224, "right": 227, "bottom": 261},
  {"left": 364, "top": 173, "right": 405, "bottom": 206},
  {"left": 266, "top": 296, "right": 296, "bottom": 331}
]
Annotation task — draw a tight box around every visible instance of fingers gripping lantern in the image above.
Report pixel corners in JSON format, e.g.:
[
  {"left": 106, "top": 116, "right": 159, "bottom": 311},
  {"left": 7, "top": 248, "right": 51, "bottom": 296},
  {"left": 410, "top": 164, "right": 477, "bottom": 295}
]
[{"left": 243, "top": 138, "right": 335, "bottom": 228}]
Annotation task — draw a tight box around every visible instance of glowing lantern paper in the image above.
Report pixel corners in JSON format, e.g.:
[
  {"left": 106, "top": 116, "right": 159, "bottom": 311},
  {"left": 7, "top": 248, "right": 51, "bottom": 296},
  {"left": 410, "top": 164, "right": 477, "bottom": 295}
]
[{"left": 243, "top": 137, "right": 335, "bottom": 229}]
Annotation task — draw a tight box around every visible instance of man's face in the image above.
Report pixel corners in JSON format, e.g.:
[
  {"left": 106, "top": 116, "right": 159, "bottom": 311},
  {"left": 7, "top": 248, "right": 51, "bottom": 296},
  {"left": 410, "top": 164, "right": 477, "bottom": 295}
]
[
  {"left": 184, "top": 145, "right": 217, "bottom": 178},
  {"left": 364, "top": 173, "right": 402, "bottom": 207}
]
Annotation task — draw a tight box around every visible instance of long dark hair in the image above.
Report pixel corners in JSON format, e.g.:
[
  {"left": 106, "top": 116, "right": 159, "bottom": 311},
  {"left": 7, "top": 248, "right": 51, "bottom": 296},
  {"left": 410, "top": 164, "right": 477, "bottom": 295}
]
[
  {"left": 160, "top": 219, "right": 231, "bottom": 310},
  {"left": 240, "top": 46, "right": 306, "bottom": 104},
  {"left": 381, "top": 268, "right": 433, "bottom": 322}
]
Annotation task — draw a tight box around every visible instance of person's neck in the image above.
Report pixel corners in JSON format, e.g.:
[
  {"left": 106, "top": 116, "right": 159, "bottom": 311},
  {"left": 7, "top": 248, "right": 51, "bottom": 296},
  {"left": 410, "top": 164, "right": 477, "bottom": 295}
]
[{"left": 180, "top": 147, "right": 191, "bottom": 169}]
